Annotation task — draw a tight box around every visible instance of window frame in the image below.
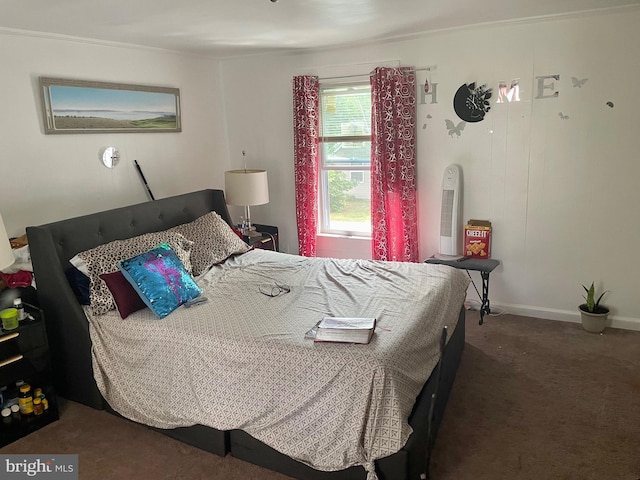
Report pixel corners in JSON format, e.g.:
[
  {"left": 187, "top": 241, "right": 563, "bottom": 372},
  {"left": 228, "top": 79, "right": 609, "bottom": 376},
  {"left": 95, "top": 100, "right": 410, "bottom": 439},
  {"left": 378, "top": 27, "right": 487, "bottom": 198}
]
[{"left": 318, "top": 82, "right": 372, "bottom": 237}]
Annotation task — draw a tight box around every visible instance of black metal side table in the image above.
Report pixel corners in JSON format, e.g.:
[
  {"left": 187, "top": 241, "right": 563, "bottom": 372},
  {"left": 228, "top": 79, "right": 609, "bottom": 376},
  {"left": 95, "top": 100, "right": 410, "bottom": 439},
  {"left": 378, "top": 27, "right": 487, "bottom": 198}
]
[
  {"left": 243, "top": 224, "right": 279, "bottom": 252},
  {"left": 425, "top": 257, "right": 500, "bottom": 325}
]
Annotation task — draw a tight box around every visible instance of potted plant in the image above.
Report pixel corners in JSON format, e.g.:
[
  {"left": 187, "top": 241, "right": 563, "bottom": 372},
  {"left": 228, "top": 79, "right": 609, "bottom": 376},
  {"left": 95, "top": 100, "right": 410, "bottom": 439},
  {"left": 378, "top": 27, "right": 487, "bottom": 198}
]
[{"left": 579, "top": 282, "right": 609, "bottom": 333}]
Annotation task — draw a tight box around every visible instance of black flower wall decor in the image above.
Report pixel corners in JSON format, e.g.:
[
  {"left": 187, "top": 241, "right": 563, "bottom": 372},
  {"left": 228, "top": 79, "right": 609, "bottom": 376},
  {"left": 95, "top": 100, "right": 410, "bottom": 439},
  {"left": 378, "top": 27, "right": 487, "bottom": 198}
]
[{"left": 453, "top": 82, "right": 492, "bottom": 123}]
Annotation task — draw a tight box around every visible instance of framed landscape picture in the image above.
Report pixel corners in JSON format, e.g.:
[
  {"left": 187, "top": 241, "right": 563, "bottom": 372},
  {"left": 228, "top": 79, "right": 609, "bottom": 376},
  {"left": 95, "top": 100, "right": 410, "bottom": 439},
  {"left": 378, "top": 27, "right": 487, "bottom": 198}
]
[{"left": 39, "top": 77, "right": 181, "bottom": 134}]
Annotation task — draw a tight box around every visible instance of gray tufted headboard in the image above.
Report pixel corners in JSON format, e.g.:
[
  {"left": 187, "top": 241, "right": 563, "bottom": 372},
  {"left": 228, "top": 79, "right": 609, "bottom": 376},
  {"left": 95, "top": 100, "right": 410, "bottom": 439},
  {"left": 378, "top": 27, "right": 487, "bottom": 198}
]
[{"left": 26, "top": 189, "right": 233, "bottom": 409}]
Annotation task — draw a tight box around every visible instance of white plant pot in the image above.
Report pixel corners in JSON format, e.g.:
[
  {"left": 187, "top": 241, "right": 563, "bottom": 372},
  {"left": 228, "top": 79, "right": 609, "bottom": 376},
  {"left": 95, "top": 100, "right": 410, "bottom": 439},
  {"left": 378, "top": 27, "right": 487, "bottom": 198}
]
[{"left": 579, "top": 306, "right": 609, "bottom": 333}]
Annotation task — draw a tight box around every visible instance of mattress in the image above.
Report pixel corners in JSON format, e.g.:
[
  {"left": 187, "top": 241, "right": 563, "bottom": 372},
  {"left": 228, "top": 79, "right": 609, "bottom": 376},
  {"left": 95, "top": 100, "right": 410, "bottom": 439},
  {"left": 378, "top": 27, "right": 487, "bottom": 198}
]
[{"left": 86, "top": 249, "right": 469, "bottom": 478}]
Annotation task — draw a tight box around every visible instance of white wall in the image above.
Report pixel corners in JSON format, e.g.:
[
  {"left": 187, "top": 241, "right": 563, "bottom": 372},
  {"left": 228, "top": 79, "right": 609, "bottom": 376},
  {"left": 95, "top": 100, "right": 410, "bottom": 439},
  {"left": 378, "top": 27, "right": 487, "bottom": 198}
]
[
  {"left": 0, "top": 31, "right": 229, "bottom": 236},
  {"left": 219, "top": 8, "right": 640, "bottom": 329},
  {"left": 3, "top": 10, "right": 639, "bottom": 330}
]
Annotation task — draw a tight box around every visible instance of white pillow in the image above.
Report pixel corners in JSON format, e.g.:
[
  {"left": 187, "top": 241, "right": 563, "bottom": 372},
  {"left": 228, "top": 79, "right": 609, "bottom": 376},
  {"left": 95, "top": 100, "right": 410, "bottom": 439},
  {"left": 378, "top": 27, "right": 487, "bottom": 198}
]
[{"left": 69, "top": 254, "right": 89, "bottom": 276}]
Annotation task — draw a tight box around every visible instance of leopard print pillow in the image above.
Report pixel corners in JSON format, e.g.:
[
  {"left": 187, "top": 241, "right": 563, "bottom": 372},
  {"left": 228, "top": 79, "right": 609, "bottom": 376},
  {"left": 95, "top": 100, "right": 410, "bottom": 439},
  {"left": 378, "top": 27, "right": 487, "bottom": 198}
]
[
  {"left": 170, "top": 211, "right": 251, "bottom": 275},
  {"left": 77, "top": 231, "right": 194, "bottom": 315}
]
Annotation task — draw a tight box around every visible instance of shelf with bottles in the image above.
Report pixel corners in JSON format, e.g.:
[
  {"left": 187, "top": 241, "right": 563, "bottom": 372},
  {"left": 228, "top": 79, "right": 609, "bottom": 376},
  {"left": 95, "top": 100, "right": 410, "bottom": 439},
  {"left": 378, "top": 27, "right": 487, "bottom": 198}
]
[
  {"left": 0, "top": 379, "right": 58, "bottom": 446},
  {"left": 0, "top": 289, "right": 59, "bottom": 447}
]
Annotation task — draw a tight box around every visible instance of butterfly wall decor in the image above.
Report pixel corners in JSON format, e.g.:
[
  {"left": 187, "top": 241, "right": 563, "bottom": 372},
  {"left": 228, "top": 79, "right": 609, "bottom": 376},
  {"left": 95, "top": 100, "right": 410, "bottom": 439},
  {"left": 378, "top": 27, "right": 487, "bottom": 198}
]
[
  {"left": 422, "top": 114, "right": 432, "bottom": 130},
  {"left": 446, "top": 119, "right": 466, "bottom": 137},
  {"left": 571, "top": 77, "right": 588, "bottom": 88}
]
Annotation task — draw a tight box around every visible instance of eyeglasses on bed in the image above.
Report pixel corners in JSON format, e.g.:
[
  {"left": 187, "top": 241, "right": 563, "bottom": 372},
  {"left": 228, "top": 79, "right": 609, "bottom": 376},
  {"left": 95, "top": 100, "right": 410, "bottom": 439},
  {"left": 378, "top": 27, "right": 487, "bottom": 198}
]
[{"left": 259, "top": 282, "right": 291, "bottom": 297}]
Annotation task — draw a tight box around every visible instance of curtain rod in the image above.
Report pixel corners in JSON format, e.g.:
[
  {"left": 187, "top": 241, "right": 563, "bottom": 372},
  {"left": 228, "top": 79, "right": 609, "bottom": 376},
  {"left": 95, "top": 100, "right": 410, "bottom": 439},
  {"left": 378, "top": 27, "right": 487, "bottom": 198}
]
[{"left": 319, "top": 66, "right": 434, "bottom": 82}]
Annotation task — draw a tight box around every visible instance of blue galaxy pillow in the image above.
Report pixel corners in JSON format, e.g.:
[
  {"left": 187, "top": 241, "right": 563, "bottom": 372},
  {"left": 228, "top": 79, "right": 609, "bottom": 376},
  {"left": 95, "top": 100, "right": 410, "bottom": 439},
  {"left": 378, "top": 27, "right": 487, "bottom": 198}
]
[{"left": 118, "top": 243, "right": 202, "bottom": 319}]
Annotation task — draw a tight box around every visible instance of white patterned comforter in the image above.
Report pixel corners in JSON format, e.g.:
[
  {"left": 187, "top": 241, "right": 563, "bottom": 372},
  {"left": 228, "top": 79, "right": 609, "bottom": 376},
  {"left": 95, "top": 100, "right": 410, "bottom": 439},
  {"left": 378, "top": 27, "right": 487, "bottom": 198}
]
[{"left": 87, "top": 249, "right": 469, "bottom": 479}]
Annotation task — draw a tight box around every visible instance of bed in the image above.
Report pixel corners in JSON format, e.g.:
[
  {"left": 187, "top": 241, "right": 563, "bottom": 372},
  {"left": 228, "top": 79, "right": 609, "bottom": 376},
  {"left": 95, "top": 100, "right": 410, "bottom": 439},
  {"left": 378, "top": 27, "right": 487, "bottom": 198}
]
[{"left": 26, "top": 189, "right": 469, "bottom": 480}]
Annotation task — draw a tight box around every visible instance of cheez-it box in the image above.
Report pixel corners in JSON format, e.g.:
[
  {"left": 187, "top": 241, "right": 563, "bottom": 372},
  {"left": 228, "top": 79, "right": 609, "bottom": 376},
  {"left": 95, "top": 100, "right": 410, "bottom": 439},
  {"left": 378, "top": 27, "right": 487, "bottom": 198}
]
[{"left": 464, "top": 220, "right": 491, "bottom": 258}]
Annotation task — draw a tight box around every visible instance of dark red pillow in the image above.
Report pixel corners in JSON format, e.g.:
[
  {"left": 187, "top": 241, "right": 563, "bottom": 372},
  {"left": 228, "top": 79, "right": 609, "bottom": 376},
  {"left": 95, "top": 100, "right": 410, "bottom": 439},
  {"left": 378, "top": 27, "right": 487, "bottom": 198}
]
[{"left": 99, "top": 271, "right": 147, "bottom": 319}]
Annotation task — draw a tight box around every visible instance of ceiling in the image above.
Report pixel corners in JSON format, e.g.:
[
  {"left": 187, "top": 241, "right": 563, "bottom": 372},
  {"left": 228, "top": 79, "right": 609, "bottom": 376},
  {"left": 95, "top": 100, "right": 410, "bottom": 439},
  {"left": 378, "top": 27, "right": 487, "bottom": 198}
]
[{"left": 1, "top": 0, "right": 639, "bottom": 58}]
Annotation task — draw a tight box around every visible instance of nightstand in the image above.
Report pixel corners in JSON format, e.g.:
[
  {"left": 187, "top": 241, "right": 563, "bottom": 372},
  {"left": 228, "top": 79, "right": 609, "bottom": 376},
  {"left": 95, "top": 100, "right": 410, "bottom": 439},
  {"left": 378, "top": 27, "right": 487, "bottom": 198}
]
[
  {"left": 244, "top": 224, "right": 279, "bottom": 252},
  {"left": 0, "top": 292, "right": 58, "bottom": 447}
]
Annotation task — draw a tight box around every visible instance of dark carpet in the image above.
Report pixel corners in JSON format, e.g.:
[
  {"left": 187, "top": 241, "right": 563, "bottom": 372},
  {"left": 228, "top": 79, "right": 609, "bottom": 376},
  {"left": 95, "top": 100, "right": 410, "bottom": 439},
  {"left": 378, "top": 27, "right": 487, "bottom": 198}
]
[{"left": 2, "top": 311, "right": 639, "bottom": 479}]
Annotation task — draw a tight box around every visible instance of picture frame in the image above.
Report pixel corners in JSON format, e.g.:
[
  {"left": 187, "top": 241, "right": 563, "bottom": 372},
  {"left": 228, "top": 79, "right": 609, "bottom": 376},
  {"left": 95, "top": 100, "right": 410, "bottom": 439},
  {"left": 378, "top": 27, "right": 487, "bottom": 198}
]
[{"left": 39, "top": 77, "right": 181, "bottom": 134}]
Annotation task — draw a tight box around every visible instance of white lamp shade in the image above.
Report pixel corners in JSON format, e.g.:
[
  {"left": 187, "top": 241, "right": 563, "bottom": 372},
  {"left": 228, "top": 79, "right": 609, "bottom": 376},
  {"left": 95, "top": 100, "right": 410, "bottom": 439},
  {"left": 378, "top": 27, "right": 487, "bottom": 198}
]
[
  {"left": 0, "top": 213, "right": 15, "bottom": 271},
  {"left": 225, "top": 169, "right": 269, "bottom": 206}
]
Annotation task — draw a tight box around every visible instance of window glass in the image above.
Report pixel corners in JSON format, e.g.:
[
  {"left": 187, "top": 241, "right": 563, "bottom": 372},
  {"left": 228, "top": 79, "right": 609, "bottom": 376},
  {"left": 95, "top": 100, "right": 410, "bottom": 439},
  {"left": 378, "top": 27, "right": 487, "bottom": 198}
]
[
  {"left": 319, "top": 84, "right": 371, "bottom": 236},
  {"left": 350, "top": 171, "right": 364, "bottom": 183}
]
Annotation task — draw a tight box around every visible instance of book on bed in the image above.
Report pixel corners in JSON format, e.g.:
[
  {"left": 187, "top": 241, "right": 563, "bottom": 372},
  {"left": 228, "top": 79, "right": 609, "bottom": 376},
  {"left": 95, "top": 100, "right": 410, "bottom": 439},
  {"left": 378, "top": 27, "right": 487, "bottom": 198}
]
[{"left": 313, "top": 317, "right": 376, "bottom": 344}]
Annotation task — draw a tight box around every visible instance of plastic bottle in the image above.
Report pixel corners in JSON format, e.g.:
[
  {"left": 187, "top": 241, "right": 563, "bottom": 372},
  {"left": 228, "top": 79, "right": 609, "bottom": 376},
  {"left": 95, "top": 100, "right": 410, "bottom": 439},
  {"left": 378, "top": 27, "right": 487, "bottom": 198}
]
[
  {"left": 13, "top": 298, "right": 26, "bottom": 321},
  {"left": 18, "top": 384, "right": 33, "bottom": 415},
  {"left": 3, "top": 381, "right": 22, "bottom": 409},
  {"left": 33, "top": 397, "right": 43, "bottom": 416}
]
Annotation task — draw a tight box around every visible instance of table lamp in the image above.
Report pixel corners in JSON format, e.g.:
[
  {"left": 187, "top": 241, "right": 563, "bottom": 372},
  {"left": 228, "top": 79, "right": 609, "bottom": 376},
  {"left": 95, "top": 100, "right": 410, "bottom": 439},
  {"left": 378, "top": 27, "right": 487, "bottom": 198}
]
[
  {"left": 0, "top": 213, "right": 15, "bottom": 271},
  {"left": 224, "top": 169, "right": 269, "bottom": 237}
]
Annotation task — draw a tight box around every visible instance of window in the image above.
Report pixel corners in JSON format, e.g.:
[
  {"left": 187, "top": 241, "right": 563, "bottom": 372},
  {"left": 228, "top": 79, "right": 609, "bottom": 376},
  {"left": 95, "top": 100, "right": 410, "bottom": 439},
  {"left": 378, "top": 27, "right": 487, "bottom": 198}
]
[
  {"left": 319, "top": 83, "right": 371, "bottom": 236},
  {"left": 350, "top": 171, "right": 364, "bottom": 184}
]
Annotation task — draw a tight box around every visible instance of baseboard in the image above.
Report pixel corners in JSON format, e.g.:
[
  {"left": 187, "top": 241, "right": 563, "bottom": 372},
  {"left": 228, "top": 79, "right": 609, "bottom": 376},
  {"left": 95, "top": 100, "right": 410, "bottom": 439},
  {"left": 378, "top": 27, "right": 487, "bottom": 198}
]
[{"left": 484, "top": 302, "right": 640, "bottom": 332}]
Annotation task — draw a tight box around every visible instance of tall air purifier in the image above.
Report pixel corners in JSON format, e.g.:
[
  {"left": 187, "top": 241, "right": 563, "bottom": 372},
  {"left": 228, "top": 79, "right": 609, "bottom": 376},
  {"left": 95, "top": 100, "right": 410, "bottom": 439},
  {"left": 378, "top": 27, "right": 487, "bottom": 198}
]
[{"left": 435, "top": 164, "right": 463, "bottom": 260}]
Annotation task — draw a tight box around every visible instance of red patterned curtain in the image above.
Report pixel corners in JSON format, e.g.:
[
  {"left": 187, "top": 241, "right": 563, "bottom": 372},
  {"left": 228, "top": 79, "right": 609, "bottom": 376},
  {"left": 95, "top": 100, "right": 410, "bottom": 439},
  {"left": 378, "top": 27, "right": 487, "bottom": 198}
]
[
  {"left": 370, "top": 67, "right": 419, "bottom": 262},
  {"left": 293, "top": 76, "right": 320, "bottom": 257}
]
